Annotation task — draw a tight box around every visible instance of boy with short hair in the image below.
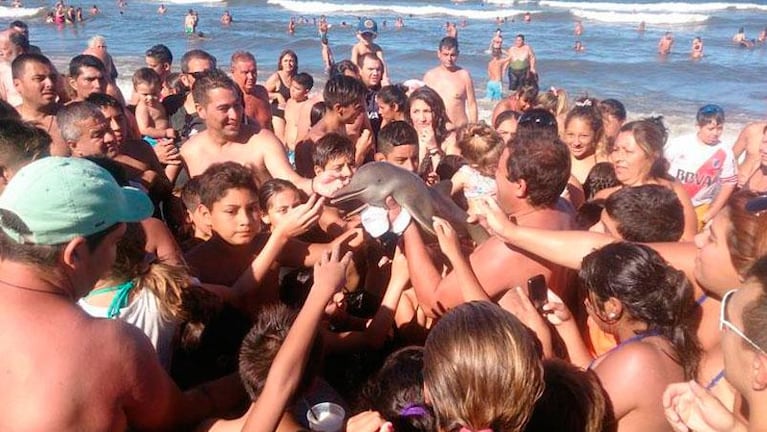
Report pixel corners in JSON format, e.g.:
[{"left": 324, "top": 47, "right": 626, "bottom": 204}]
[
  {"left": 374, "top": 120, "right": 419, "bottom": 173},
  {"left": 284, "top": 72, "right": 314, "bottom": 154},
  {"left": 312, "top": 133, "right": 355, "bottom": 184},
  {"left": 666, "top": 104, "right": 738, "bottom": 226},
  {"left": 179, "top": 175, "right": 211, "bottom": 251},
  {"left": 350, "top": 17, "right": 389, "bottom": 85},
  {"left": 133, "top": 67, "right": 175, "bottom": 141}
]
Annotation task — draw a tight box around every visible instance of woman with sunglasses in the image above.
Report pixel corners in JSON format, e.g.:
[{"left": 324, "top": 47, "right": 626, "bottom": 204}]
[
  {"left": 664, "top": 255, "right": 767, "bottom": 432},
  {"left": 473, "top": 189, "right": 767, "bottom": 415}
]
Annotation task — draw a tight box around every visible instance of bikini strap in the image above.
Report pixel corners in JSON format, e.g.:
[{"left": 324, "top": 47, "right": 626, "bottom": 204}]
[
  {"left": 705, "top": 369, "right": 726, "bottom": 390},
  {"left": 588, "top": 330, "right": 660, "bottom": 370},
  {"left": 86, "top": 280, "right": 136, "bottom": 319}
]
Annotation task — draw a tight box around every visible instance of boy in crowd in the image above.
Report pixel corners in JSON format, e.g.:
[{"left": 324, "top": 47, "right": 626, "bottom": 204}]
[
  {"left": 284, "top": 72, "right": 314, "bottom": 157},
  {"left": 133, "top": 67, "right": 175, "bottom": 142},
  {"left": 350, "top": 17, "right": 389, "bottom": 85},
  {"left": 296, "top": 74, "right": 367, "bottom": 177},
  {"left": 665, "top": 104, "right": 738, "bottom": 226},
  {"left": 312, "top": 133, "right": 355, "bottom": 185},
  {"left": 374, "top": 120, "right": 419, "bottom": 173}
]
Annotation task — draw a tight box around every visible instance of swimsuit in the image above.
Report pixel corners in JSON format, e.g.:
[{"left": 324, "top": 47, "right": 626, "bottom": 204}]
[
  {"left": 507, "top": 57, "right": 530, "bottom": 91},
  {"left": 486, "top": 80, "right": 502, "bottom": 101},
  {"left": 459, "top": 165, "right": 496, "bottom": 199},
  {"left": 270, "top": 74, "right": 291, "bottom": 120}
]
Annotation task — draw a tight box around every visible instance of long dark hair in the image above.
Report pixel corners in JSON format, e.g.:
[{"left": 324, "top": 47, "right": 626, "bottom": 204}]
[
  {"left": 406, "top": 86, "right": 450, "bottom": 146},
  {"left": 580, "top": 242, "right": 701, "bottom": 379}
]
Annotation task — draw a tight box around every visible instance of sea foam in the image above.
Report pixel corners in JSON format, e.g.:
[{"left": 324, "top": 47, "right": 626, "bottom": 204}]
[
  {"left": 268, "top": 0, "right": 525, "bottom": 20},
  {"left": 0, "top": 5, "right": 45, "bottom": 18},
  {"left": 537, "top": 1, "right": 767, "bottom": 13},
  {"left": 570, "top": 9, "right": 709, "bottom": 24}
]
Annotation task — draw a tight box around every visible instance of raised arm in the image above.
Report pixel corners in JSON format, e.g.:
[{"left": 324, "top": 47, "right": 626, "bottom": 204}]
[
  {"left": 465, "top": 71, "right": 478, "bottom": 124},
  {"left": 242, "top": 246, "right": 352, "bottom": 432}
]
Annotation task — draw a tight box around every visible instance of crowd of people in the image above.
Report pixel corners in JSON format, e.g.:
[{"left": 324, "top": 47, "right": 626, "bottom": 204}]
[{"left": 2, "top": 12, "right": 767, "bottom": 432}]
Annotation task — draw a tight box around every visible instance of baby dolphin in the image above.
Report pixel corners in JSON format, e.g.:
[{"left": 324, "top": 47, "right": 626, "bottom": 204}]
[{"left": 330, "top": 162, "right": 489, "bottom": 244}]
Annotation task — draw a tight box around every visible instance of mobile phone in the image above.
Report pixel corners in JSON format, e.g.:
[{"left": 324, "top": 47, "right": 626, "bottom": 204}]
[{"left": 527, "top": 274, "right": 547, "bottom": 310}]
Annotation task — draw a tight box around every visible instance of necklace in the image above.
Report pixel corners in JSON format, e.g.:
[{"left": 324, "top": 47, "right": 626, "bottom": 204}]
[{"left": 0, "top": 279, "right": 73, "bottom": 300}]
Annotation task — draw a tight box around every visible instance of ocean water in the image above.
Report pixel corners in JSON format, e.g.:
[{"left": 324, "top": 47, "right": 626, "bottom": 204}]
[{"left": 1, "top": 0, "right": 766, "bottom": 140}]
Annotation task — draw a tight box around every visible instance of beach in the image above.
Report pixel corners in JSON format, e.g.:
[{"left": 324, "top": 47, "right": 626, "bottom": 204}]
[{"left": 1, "top": 0, "right": 766, "bottom": 141}]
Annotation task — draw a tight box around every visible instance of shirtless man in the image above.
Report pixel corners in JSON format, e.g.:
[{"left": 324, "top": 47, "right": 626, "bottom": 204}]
[
  {"left": 220, "top": 10, "right": 232, "bottom": 25},
  {"left": 230, "top": 51, "right": 271, "bottom": 131},
  {"left": 144, "top": 44, "right": 173, "bottom": 86},
  {"left": 0, "top": 29, "right": 26, "bottom": 107},
  {"left": 397, "top": 131, "right": 574, "bottom": 318},
  {"left": 0, "top": 156, "right": 242, "bottom": 431},
  {"left": 12, "top": 53, "right": 67, "bottom": 155},
  {"left": 574, "top": 20, "right": 583, "bottom": 36},
  {"left": 423, "top": 36, "right": 477, "bottom": 129},
  {"left": 506, "top": 34, "right": 536, "bottom": 92},
  {"left": 489, "top": 28, "right": 503, "bottom": 56},
  {"left": 185, "top": 9, "right": 197, "bottom": 35},
  {"left": 180, "top": 70, "right": 339, "bottom": 196},
  {"left": 67, "top": 54, "right": 107, "bottom": 102},
  {"left": 733, "top": 119, "right": 767, "bottom": 185},
  {"left": 658, "top": 31, "right": 674, "bottom": 55},
  {"left": 82, "top": 35, "right": 124, "bottom": 105},
  {"left": 445, "top": 21, "right": 458, "bottom": 39},
  {"left": 350, "top": 18, "right": 389, "bottom": 86}
]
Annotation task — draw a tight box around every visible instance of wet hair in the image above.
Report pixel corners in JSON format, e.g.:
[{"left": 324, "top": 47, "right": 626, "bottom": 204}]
[
  {"left": 292, "top": 72, "right": 314, "bottom": 91},
  {"left": 580, "top": 242, "right": 701, "bottom": 379},
  {"left": 377, "top": 121, "right": 418, "bottom": 156},
  {"left": 724, "top": 190, "right": 767, "bottom": 277},
  {"left": 230, "top": 50, "right": 256, "bottom": 65},
  {"left": 85, "top": 92, "right": 122, "bottom": 111},
  {"left": 525, "top": 359, "right": 616, "bottom": 432},
  {"left": 179, "top": 49, "right": 216, "bottom": 74},
  {"left": 329, "top": 59, "right": 359, "bottom": 78},
  {"left": 696, "top": 104, "right": 725, "bottom": 126},
  {"left": 132, "top": 67, "right": 161, "bottom": 90},
  {"left": 515, "top": 108, "right": 558, "bottom": 139},
  {"left": 8, "top": 31, "right": 28, "bottom": 54},
  {"left": 376, "top": 84, "right": 408, "bottom": 113},
  {"left": 145, "top": 44, "right": 173, "bottom": 66},
  {"left": 197, "top": 161, "right": 258, "bottom": 209},
  {"left": 358, "top": 346, "right": 436, "bottom": 432},
  {"left": 598, "top": 99, "right": 626, "bottom": 122},
  {"left": 312, "top": 133, "right": 354, "bottom": 169},
  {"left": 0, "top": 118, "right": 51, "bottom": 172},
  {"left": 506, "top": 131, "right": 571, "bottom": 207},
  {"left": 238, "top": 303, "right": 322, "bottom": 400},
  {"left": 582, "top": 162, "right": 620, "bottom": 201},
  {"left": 164, "top": 72, "right": 184, "bottom": 95},
  {"left": 516, "top": 84, "right": 539, "bottom": 106},
  {"left": 310, "top": 101, "right": 325, "bottom": 127},
  {"left": 456, "top": 123, "right": 504, "bottom": 177},
  {"left": 180, "top": 176, "right": 202, "bottom": 212},
  {"left": 438, "top": 36, "right": 458, "bottom": 51},
  {"left": 323, "top": 74, "right": 366, "bottom": 109},
  {"left": 56, "top": 101, "right": 105, "bottom": 143},
  {"left": 743, "top": 255, "right": 767, "bottom": 352},
  {"left": 9, "top": 20, "right": 28, "bottom": 31},
  {"left": 493, "top": 109, "right": 521, "bottom": 129},
  {"left": 605, "top": 185, "right": 684, "bottom": 242},
  {"left": 191, "top": 69, "right": 240, "bottom": 108},
  {"left": 536, "top": 88, "right": 569, "bottom": 118},
  {"left": 258, "top": 178, "right": 299, "bottom": 212},
  {"left": 617, "top": 117, "right": 670, "bottom": 179},
  {"left": 406, "top": 86, "right": 450, "bottom": 147},
  {"left": 565, "top": 102, "right": 604, "bottom": 156},
  {"left": 276, "top": 49, "right": 298, "bottom": 74},
  {"left": 424, "top": 301, "right": 543, "bottom": 432},
  {"left": 11, "top": 53, "right": 54, "bottom": 80},
  {"left": 68, "top": 54, "right": 105, "bottom": 78}
]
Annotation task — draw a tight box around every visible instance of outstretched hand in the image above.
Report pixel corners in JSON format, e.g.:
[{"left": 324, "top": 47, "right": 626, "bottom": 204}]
[
  {"left": 433, "top": 217, "right": 462, "bottom": 261},
  {"left": 274, "top": 194, "right": 324, "bottom": 239},
  {"left": 312, "top": 244, "right": 353, "bottom": 301},
  {"left": 662, "top": 381, "right": 743, "bottom": 432},
  {"left": 470, "top": 196, "right": 514, "bottom": 240},
  {"left": 313, "top": 170, "right": 348, "bottom": 197}
]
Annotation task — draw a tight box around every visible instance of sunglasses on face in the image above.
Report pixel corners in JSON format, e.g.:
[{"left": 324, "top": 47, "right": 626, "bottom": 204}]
[{"left": 720, "top": 289, "right": 766, "bottom": 355}]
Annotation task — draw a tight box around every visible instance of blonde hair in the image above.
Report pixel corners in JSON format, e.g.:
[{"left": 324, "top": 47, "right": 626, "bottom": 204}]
[
  {"left": 536, "top": 87, "right": 569, "bottom": 118},
  {"left": 424, "top": 301, "right": 544, "bottom": 432},
  {"left": 456, "top": 123, "right": 504, "bottom": 177}
]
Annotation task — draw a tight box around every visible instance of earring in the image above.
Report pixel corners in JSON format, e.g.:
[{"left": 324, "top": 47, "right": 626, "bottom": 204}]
[{"left": 607, "top": 312, "right": 617, "bottom": 319}]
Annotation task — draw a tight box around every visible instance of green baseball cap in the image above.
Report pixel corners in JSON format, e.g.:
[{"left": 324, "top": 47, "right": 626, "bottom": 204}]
[{"left": 0, "top": 157, "right": 153, "bottom": 245}]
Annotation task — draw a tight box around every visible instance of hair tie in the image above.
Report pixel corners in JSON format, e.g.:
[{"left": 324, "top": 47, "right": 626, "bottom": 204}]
[
  {"left": 550, "top": 86, "right": 558, "bottom": 96},
  {"left": 575, "top": 99, "right": 592, "bottom": 107},
  {"left": 399, "top": 403, "right": 428, "bottom": 417}
]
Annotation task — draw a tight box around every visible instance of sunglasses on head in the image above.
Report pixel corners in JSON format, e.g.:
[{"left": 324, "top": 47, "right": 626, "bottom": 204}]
[
  {"left": 188, "top": 71, "right": 210, "bottom": 79},
  {"left": 517, "top": 111, "right": 558, "bottom": 129}
]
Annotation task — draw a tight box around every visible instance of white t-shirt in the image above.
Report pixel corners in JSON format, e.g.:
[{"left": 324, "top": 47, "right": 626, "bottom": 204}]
[{"left": 665, "top": 133, "right": 737, "bottom": 207}]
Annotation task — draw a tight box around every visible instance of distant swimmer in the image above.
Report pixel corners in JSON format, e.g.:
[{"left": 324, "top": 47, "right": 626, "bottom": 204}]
[
  {"left": 445, "top": 21, "right": 458, "bottom": 39},
  {"left": 638, "top": 21, "right": 646, "bottom": 33},
  {"left": 691, "top": 36, "right": 703, "bottom": 59},
  {"left": 574, "top": 40, "right": 585, "bottom": 52},
  {"left": 574, "top": 20, "right": 583, "bottom": 36},
  {"left": 90, "top": 4, "right": 99, "bottom": 14},
  {"left": 733, "top": 27, "right": 755, "bottom": 48},
  {"left": 489, "top": 28, "right": 503, "bottom": 57},
  {"left": 184, "top": 9, "right": 196, "bottom": 35},
  {"left": 658, "top": 31, "right": 673, "bottom": 55},
  {"left": 395, "top": 16, "right": 404, "bottom": 29},
  {"left": 220, "top": 10, "right": 232, "bottom": 25},
  {"left": 524, "top": 11, "right": 531, "bottom": 22},
  {"left": 288, "top": 17, "right": 295, "bottom": 34},
  {"left": 759, "top": 27, "right": 766, "bottom": 43},
  {"left": 156, "top": 3, "right": 165, "bottom": 14}
]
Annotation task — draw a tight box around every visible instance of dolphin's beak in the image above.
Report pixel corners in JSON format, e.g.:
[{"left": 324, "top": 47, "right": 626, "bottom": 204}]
[{"left": 330, "top": 185, "right": 368, "bottom": 205}]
